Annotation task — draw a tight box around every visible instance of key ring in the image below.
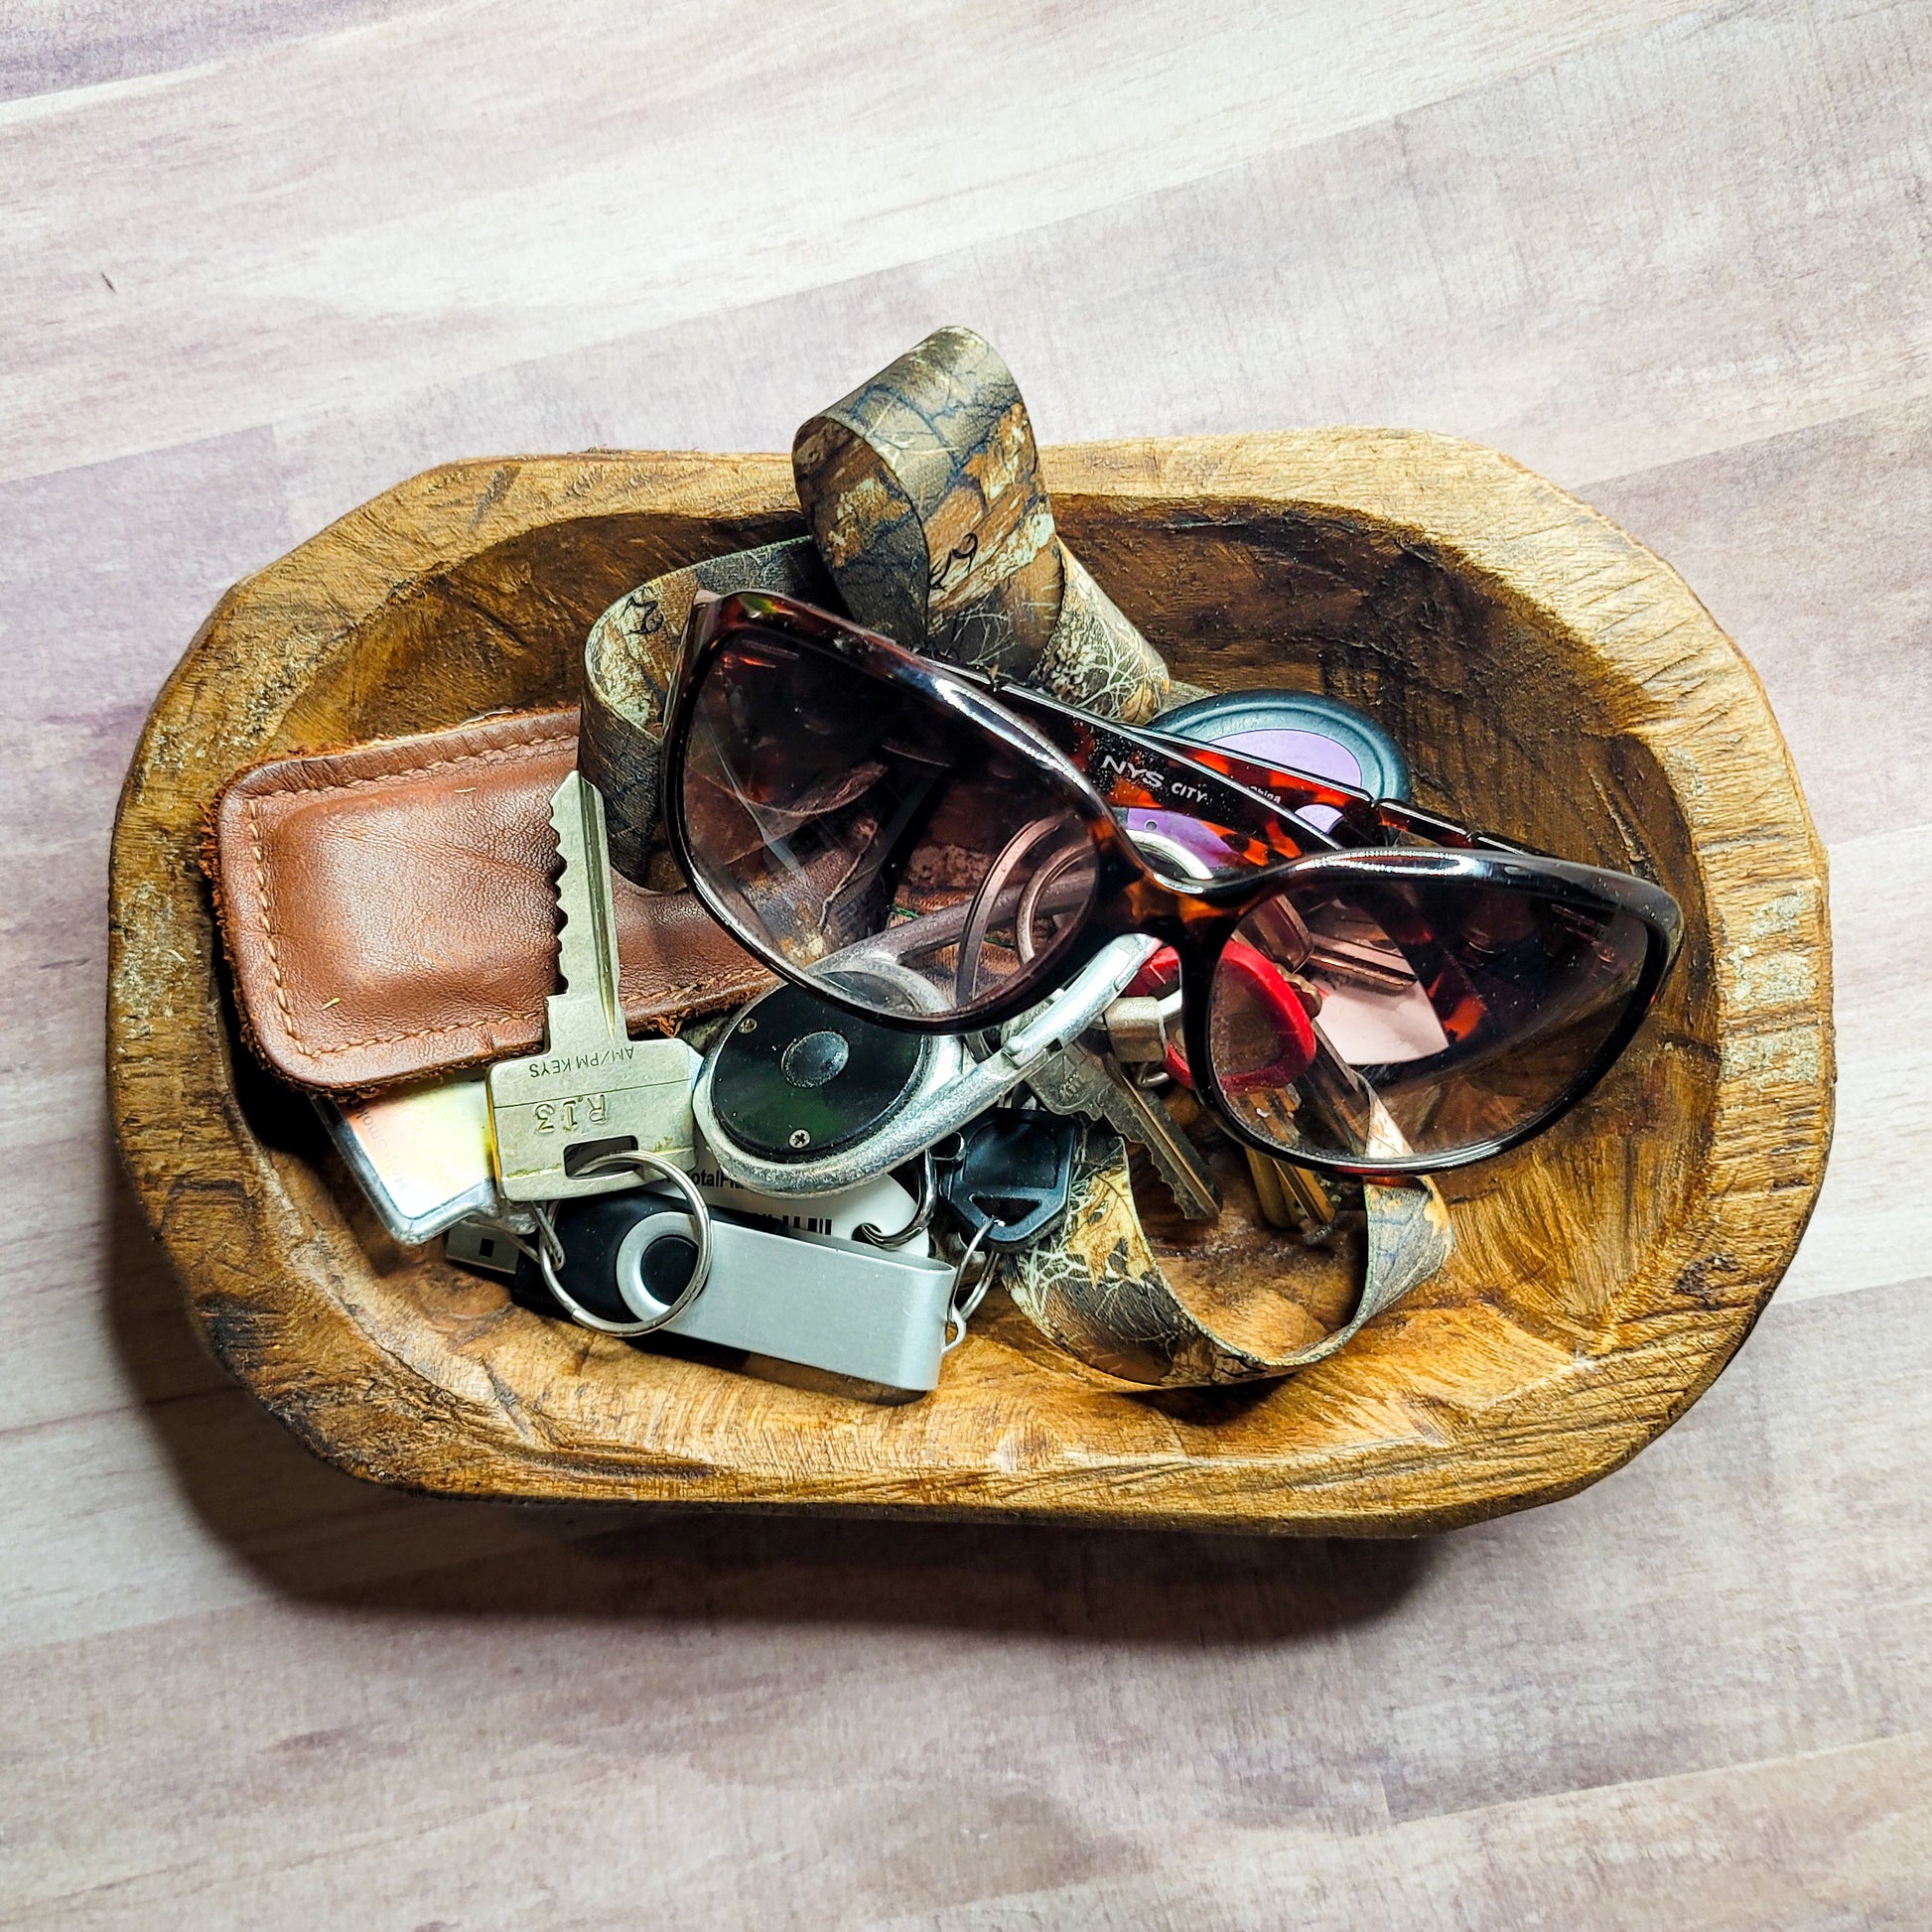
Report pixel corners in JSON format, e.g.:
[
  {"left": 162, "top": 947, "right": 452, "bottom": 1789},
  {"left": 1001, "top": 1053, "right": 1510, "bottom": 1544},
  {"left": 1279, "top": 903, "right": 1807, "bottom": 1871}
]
[
  {"left": 533, "top": 1152, "right": 716, "bottom": 1337},
  {"left": 943, "top": 1218, "right": 996, "bottom": 1352},
  {"left": 852, "top": 1148, "right": 941, "bottom": 1250}
]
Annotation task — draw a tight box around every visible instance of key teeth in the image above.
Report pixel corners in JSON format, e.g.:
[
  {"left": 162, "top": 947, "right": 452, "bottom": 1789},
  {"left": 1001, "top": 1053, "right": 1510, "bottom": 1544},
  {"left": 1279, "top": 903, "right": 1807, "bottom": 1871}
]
[
  {"left": 544, "top": 770, "right": 621, "bottom": 1023},
  {"left": 549, "top": 776, "right": 582, "bottom": 989}
]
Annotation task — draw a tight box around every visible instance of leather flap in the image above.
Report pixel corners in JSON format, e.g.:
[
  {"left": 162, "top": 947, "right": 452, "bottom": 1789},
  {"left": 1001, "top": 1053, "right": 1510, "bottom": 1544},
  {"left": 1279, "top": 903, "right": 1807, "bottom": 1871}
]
[{"left": 208, "top": 708, "right": 771, "bottom": 1094}]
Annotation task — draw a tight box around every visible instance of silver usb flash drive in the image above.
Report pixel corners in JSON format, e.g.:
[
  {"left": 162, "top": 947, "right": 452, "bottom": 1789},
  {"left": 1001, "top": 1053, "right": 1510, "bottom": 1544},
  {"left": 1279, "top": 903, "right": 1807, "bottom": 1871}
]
[{"left": 613, "top": 1209, "right": 956, "bottom": 1394}]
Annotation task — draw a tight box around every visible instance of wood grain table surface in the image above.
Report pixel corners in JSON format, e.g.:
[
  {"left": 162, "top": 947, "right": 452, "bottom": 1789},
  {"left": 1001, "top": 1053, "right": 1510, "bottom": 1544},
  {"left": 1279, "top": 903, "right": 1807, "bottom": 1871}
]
[{"left": 4, "top": 1, "right": 1927, "bottom": 1924}]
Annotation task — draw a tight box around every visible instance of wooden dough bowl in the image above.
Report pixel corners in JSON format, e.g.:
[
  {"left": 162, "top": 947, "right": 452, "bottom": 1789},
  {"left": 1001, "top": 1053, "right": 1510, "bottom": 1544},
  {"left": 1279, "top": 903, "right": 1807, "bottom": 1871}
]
[{"left": 108, "top": 436, "right": 1833, "bottom": 1535}]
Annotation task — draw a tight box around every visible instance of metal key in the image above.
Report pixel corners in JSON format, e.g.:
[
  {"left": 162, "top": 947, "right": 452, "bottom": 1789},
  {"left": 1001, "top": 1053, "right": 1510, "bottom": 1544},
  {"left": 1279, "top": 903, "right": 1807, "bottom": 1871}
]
[
  {"left": 487, "top": 772, "right": 698, "bottom": 1201},
  {"left": 1029, "top": 1037, "right": 1221, "bottom": 1220}
]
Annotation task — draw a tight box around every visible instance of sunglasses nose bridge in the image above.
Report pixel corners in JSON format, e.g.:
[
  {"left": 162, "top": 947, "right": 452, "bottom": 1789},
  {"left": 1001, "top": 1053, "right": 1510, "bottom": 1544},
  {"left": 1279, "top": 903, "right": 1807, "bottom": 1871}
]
[{"left": 1103, "top": 867, "right": 1227, "bottom": 955}]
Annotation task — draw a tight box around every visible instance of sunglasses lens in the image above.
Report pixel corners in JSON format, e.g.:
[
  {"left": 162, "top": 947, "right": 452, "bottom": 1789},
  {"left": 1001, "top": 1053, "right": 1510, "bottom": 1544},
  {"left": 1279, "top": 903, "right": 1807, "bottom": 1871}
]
[
  {"left": 678, "top": 628, "right": 1100, "bottom": 1021},
  {"left": 1208, "top": 871, "right": 1652, "bottom": 1164}
]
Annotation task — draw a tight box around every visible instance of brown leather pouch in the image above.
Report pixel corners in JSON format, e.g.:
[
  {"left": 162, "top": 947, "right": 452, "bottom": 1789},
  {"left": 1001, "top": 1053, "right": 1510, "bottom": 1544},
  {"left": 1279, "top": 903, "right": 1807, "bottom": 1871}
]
[{"left": 207, "top": 708, "right": 771, "bottom": 1095}]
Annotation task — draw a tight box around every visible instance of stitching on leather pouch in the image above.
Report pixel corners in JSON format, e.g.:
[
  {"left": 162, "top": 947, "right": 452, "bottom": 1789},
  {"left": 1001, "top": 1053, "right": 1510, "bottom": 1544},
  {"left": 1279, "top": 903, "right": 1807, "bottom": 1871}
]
[
  {"left": 240, "top": 730, "right": 752, "bottom": 1065},
  {"left": 245, "top": 730, "right": 577, "bottom": 802},
  {"left": 274, "top": 973, "right": 756, "bottom": 1060},
  {"left": 245, "top": 796, "right": 301, "bottom": 1043}
]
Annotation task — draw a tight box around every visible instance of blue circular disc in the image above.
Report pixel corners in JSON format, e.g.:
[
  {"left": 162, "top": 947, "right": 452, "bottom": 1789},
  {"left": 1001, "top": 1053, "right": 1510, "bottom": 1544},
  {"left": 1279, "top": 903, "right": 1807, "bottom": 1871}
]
[{"left": 1153, "top": 688, "right": 1411, "bottom": 804}]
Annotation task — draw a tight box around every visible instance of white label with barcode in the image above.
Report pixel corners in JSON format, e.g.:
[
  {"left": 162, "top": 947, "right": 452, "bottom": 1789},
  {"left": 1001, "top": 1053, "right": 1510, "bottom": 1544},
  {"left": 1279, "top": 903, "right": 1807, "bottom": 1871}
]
[{"left": 682, "top": 1137, "right": 929, "bottom": 1256}]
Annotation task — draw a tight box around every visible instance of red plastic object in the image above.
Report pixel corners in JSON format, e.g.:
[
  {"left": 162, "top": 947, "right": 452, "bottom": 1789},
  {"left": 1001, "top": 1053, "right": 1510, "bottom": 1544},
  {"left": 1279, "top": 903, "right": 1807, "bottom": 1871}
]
[{"left": 1135, "top": 941, "right": 1316, "bottom": 1089}]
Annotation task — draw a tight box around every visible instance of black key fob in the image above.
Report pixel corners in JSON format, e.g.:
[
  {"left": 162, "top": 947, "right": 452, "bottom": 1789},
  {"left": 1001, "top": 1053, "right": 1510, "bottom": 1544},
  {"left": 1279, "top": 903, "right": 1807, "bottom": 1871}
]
[
  {"left": 941, "top": 1112, "right": 1080, "bottom": 1249},
  {"left": 708, "top": 982, "right": 927, "bottom": 1161},
  {"left": 513, "top": 1191, "right": 696, "bottom": 1326}
]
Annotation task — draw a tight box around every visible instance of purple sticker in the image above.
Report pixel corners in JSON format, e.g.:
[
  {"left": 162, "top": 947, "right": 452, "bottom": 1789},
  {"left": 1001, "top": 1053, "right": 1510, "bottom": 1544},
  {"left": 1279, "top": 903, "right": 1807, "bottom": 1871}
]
[
  {"left": 1217, "top": 727, "right": 1358, "bottom": 834},
  {"left": 1215, "top": 727, "right": 1362, "bottom": 791}
]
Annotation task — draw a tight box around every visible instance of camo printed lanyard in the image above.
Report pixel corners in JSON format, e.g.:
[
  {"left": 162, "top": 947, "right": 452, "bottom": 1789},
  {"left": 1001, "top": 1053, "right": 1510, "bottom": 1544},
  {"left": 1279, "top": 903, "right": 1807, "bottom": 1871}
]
[{"left": 579, "top": 327, "right": 1174, "bottom": 885}]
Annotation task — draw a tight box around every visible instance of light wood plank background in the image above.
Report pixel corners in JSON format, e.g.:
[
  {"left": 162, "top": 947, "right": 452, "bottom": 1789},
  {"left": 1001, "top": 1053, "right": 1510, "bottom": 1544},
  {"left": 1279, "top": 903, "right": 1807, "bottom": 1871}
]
[{"left": 4, "top": 1, "right": 1928, "bottom": 1923}]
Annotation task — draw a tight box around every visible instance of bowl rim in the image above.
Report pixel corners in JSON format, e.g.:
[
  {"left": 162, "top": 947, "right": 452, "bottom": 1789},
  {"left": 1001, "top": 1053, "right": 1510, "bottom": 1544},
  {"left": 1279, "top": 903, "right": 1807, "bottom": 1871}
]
[{"left": 107, "top": 433, "right": 1835, "bottom": 1535}]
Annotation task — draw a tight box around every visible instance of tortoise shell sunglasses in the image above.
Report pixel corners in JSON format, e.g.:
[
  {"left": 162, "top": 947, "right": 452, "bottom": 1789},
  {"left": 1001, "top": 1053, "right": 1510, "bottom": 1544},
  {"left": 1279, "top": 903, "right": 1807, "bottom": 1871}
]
[{"left": 661, "top": 591, "right": 1682, "bottom": 1176}]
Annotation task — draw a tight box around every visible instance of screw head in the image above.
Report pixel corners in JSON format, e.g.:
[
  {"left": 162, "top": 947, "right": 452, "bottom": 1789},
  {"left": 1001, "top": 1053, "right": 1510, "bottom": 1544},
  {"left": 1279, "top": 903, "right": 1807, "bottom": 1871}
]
[
  {"left": 788, "top": 1128, "right": 811, "bottom": 1149},
  {"left": 738, "top": 1017, "right": 758, "bottom": 1035}
]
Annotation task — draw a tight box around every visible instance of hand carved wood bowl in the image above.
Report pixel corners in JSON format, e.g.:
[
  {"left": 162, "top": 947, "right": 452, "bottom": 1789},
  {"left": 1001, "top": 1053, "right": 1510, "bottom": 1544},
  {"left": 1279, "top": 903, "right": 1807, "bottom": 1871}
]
[{"left": 108, "top": 436, "right": 1833, "bottom": 1534}]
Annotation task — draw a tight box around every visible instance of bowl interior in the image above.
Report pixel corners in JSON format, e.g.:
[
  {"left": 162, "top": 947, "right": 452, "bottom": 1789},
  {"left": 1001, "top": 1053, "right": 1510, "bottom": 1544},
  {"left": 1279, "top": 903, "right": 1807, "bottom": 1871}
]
[{"left": 223, "top": 483, "right": 1716, "bottom": 1469}]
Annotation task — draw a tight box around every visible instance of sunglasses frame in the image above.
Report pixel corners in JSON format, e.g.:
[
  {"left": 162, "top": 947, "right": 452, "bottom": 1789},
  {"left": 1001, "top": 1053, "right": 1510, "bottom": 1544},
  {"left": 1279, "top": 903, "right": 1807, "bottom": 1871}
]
[{"left": 662, "top": 591, "right": 1685, "bottom": 1176}]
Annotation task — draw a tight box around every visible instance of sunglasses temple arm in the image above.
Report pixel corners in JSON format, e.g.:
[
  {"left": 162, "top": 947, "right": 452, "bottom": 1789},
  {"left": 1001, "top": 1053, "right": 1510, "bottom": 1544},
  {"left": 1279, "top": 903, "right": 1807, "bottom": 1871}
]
[
  {"left": 1148, "top": 732, "right": 1496, "bottom": 852},
  {"left": 987, "top": 681, "right": 1340, "bottom": 861},
  {"left": 1127, "top": 717, "right": 1548, "bottom": 858},
  {"left": 666, "top": 595, "right": 727, "bottom": 723}
]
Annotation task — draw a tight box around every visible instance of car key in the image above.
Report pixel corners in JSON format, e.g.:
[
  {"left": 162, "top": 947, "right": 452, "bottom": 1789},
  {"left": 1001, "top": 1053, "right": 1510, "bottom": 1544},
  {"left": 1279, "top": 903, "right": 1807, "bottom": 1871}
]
[
  {"left": 487, "top": 771, "right": 698, "bottom": 1201},
  {"left": 1028, "top": 1036, "right": 1221, "bottom": 1220},
  {"left": 940, "top": 1111, "right": 1081, "bottom": 1248}
]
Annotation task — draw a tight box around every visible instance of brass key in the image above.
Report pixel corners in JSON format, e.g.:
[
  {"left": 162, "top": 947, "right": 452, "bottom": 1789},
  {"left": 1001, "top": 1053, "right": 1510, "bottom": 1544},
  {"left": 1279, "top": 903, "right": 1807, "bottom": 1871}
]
[{"left": 487, "top": 772, "right": 697, "bottom": 1201}]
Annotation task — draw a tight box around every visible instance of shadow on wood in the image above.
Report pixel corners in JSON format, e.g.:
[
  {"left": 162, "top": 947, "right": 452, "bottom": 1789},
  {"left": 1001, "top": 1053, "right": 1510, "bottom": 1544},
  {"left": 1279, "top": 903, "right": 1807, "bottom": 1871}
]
[{"left": 102, "top": 1160, "right": 1430, "bottom": 1635}]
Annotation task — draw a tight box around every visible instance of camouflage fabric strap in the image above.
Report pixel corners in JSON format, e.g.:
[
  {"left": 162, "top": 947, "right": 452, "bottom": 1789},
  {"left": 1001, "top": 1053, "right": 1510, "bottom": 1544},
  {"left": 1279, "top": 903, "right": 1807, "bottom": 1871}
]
[
  {"left": 582, "top": 537, "right": 832, "bottom": 885},
  {"left": 575, "top": 326, "right": 1449, "bottom": 1383},
  {"left": 1004, "top": 1133, "right": 1454, "bottom": 1388},
  {"left": 792, "top": 327, "right": 1172, "bottom": 721},
  {"left": 579, "top": 326, "right": 1174, "bottom": 887}
]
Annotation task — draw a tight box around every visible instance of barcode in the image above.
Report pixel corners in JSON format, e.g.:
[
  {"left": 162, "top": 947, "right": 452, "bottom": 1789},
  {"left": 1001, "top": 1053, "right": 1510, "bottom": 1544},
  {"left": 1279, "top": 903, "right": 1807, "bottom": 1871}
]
[{"left": 784, "top": 1215, "right": 833, "bottom": 1235}]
